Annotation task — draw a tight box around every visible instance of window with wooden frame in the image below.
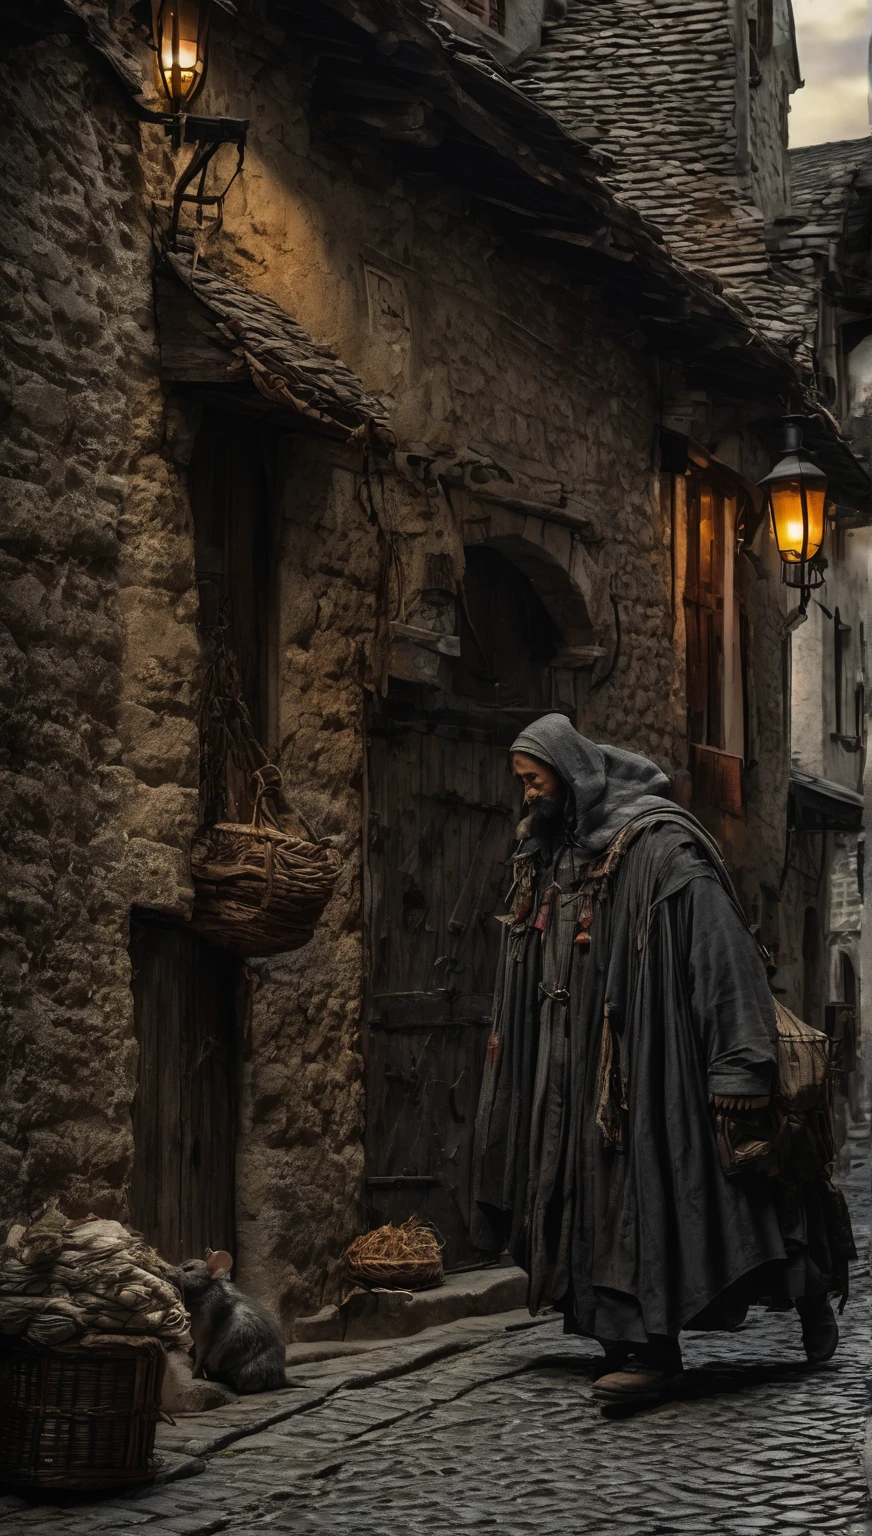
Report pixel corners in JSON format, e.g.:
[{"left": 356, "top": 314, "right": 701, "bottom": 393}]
[
  {"left": 834, "top": 608, "right": 850, "bottom": 739},
  {"left": 684, "top": 473, "right": 747, "bottom": 814},
  {"left": 685, "top": 477, "right": 725, "bottom": 750}
]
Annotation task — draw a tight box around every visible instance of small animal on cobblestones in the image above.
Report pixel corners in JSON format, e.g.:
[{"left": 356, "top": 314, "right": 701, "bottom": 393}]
[{"left": 176, "top": 1249, "right": 286, "bottom": 1394}]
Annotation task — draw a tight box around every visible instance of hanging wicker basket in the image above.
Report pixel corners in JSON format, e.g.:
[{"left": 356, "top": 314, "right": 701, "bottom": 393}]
[
  {"left": 191, "top": 766, "right": 342, "bottom": 958},
  {"left": 0, "top": 1333, "right": 166, "bottom": 1492}
]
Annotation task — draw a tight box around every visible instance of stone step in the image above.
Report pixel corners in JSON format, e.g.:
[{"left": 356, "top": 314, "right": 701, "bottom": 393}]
[{"left": 290, "top": 1264, "right": 529, "bottom": 1348}]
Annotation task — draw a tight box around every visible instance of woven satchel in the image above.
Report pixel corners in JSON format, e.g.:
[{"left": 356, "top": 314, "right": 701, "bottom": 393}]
[
  {"left": 714, "top": 1001, "right": 832, "bottom": 1176},
  {"left": 773, "top": 999, "right": 830, "bottom": 1111}
]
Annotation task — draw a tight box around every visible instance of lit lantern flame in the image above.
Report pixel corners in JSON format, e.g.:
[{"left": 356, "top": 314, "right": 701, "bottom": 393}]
[
  {"left": 769, "top": 477, "right": 826, "bottom": 563},
  {"left": 151, "top": 0, "right": 210, "bottom": 113},
  {"left": 759, "top": 419, "right": 827, "bottom": 571},
  {"left": 161, "top": 39, "right": 199, "bottom": 77}
]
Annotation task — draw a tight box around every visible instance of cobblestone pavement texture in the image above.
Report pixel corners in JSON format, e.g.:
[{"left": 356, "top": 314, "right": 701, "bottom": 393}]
[{"left": 3, "top": 1149, "right": 871, "bottom": 1536}]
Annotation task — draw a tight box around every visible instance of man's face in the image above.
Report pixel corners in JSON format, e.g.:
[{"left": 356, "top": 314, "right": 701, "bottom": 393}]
[{"left": 511, "top": 752, "right": 565, "bottom": 806}]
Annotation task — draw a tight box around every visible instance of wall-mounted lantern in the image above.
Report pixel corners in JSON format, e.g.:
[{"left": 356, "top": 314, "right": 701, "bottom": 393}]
[
  {"left": 759, "top": 415, "right": 828, "bottom": 608},
  {"left": 151, "top": 0, "right": 211, "bottom": 115}
]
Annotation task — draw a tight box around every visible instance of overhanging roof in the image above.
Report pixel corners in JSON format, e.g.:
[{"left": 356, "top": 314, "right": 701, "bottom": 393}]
[
  {"left": 267, "top": 0, "right": 810, "bottom": 400},
  {"left": 802, "top": 415, "right": 872, "bottom": 522},
  {"left": 21, "top": 0, "right": 872, "bottom": 492},
  {"left": 789, "top": 768, "right": 864, "bottom": 833},
  {"left": 155, "top": 252, "right": 391, "bottom": 442}
]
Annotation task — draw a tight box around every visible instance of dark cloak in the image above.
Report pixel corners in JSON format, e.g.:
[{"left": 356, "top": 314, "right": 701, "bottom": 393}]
[{"left": 472, "top": 718, "right": 849, "bottom": 1341}]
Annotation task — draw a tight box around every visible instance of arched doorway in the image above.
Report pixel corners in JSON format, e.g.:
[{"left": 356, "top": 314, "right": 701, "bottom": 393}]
[
  {"left": 454, "top": 545, "right": 560, "bottom": 709},
  {"left": 363, "top": 542, "right": 585, "bottom": 1265},
  {"left": 839, "top": 951, "right": 860, "bottom": 1115}
]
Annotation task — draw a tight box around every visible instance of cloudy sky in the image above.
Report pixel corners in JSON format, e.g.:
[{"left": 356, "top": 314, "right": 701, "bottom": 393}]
[{"left": 789, "top": 0, "right": 869, "bottom": 144}]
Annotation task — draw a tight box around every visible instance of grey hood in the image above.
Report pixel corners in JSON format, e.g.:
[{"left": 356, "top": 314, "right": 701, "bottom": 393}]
[{"left": 511, "top": 713, "right": 674, "bottom": 857}]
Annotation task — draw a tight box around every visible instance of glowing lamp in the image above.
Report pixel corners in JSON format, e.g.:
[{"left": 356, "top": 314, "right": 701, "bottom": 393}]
[
  {"left": 759, "top": 417, "right": 827, "bottom": 579},
  {"left": 151, "top": 0, "right": 211, "bottom": 114},
  {"left": 765, "top": 465, "right": 827, "bottom": 565}
]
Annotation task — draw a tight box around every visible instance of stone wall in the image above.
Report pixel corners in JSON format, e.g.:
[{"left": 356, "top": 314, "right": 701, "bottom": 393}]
[
  {"left": 791, "top": 525, "right": 870, "bottom": 793},
  {"left": 747, "top": 0, "right": 796, "bottom": 220},
  {"left": 232, "top": 441, "right": 378, "bottom": 1322},
  {"left": 1, "top": 8, "right": 798, "bottom": 1328},
  {"left": 0, "top": 38, "right": 199, "bottom": 1227},
  {"left": 182, "top": 17, "right": 693, "bottom": 1321}
]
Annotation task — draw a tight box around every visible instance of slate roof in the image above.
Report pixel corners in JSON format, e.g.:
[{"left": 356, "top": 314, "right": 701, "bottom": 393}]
[
  {"left": 768, "top": 138, "right": 872, "bottom": 338},
  {"left": 513, "top": 0, "right": 814, "bottom": 356},
  {"left": 271, "top": 0, "right": 825, "bottom": 411}
]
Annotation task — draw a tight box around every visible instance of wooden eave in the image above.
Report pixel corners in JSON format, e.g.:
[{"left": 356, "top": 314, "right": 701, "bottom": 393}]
[
  {"left": 802, "top": 418, "right": 872, "bottom": 522},
  {"left": 154, "top": 251, "right": 392, "bottom": 444}
]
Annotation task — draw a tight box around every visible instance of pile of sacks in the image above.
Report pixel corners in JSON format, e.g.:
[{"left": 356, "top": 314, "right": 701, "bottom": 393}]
[{"left": 0, "top": 1203, "right": 189, "bottom": 1348}]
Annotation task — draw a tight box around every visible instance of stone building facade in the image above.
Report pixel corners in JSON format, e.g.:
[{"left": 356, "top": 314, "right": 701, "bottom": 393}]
[
  {"left": 770, "top": 139, "right": 872, "bottom": 1135},
  {"left": 520, "top": 0, "right": 872, "bottom": 1137},
  {"left": 1, "top": 0, "right": 869, "bottom": 1330}
]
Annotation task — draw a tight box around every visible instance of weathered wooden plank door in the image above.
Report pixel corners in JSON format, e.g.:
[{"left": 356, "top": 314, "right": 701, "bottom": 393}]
[
  {"left": 129, "top": 914, "right": 238, "bottom": 1263},
  {"left": 364, "top": 718, "right": 515, "bottom": 1264},
  {"left": 128, "top": 413, "right": 275, "bottom": 1264},
  {"left": 363, "top": 545, "right": 566, "bottom": 1267}
]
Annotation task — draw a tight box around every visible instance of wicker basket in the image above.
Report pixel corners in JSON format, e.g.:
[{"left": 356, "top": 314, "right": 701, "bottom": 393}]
[
  {"left": 345, "top": 1220, "right": 445, "bottom": 1292},
  {"left": 0, "top": 1333, "right": 166, "bottom": 1492},
  {"left": 190, "top": 768, "right": 342, "bottom": 958},
  {"left": 345, "top": 1256, "right": 445, "bottom": 1290}
]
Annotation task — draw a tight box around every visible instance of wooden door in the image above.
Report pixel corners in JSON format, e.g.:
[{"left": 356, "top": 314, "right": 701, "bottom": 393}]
[
  {"left": 129, "top": 914, "right": 238, "bottom": 1264},
  {"left": 189, "top": 412, "right": 272, "bottom": 740},
  {"left": 363, "top": 545, "right": 563, "bottom": 1267}
]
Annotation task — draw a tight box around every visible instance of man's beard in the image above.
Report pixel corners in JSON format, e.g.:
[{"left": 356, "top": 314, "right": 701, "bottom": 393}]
[{"left": 517, "top": 795, "right": 565, "bottom": 842}]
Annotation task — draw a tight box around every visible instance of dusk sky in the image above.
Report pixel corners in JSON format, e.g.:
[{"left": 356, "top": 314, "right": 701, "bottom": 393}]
[{"left": 789, "top": 0, "right": 870, "bottom": 145}]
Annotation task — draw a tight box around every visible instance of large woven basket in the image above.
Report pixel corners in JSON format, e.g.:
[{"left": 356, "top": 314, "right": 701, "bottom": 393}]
[
  {"left": 0, "top": 1333, "right": 166, "bottom": 1492},
  {"left": 190, "top": 768, "right": 342, "bottom": 958}
]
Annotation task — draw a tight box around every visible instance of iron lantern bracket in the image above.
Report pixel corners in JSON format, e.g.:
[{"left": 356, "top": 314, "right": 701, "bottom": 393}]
[
  {"left": 167, "top": 130, "right": 247, "bottom": 251},
  {"left": 177, "top": 114, "right": 248, "bottom": 145},
  {"left": 125, "top": 96, "right": 248, "bottom": 147},
  {"left": 44, "top": 3, "right": 248, "bottom": 147}
]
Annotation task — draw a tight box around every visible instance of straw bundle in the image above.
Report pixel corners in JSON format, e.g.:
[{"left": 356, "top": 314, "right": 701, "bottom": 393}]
[{"left": 344, "top": 1218, "right": 444, "bottom": 1291}]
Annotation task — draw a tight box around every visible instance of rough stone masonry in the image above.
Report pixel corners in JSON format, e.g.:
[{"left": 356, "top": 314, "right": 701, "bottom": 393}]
[{"left": 0, "top": 3, "right": 802, "bottom": 1330}]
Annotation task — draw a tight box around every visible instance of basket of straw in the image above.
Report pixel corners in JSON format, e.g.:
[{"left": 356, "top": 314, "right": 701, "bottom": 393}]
[
  {"left": 344, "top": 1219, "right": 445, "bottom": 1291},
  {"left": 190, "top": 766, "right": 342, "bottom": 958}
]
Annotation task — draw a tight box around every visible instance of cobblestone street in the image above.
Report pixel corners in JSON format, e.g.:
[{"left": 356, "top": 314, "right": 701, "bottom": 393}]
[{"left": 3, "top": 1145, "right": 871, "bottom": 1536}]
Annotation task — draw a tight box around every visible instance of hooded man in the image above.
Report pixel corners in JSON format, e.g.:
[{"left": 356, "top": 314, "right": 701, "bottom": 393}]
[{"left": 471, "top": 713, "right": 854, "bottom": 1412}]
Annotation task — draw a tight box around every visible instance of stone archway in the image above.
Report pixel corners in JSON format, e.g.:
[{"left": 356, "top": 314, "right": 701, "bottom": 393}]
[
  {"left": 477, "top": 533, "right": 597, "bottom": 661},
  {"left": 362, "top": 519, "right": 597, "bottom": 1266},
  {"left": 460, "top": 497, "right": 606, "bottom": 681}
]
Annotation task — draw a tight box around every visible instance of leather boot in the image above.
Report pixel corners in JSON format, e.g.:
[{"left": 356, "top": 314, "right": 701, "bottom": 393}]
[
  {"left": 796, "top": 1294, "right": 839, "bottom": 1365},
  {"left": 592, "top": 1338, "right": 683, "bottom": 1413}
]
